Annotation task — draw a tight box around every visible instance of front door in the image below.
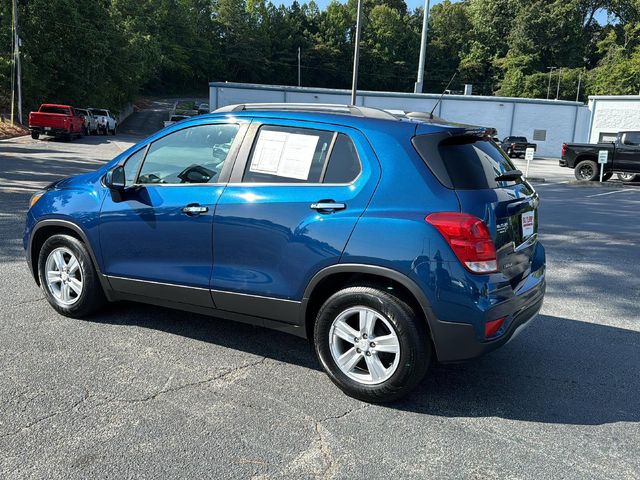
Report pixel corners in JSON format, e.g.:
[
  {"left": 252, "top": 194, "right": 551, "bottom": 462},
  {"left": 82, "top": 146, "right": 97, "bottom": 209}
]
[
  {"left": 211, "top": 119, "right": 380, "bottom": 321},
  {"left": 614, "top": 132, "right": 640, "bottom": 173},
  {"left": 99, "top": 122, "right": 245, "bottom": 306}
]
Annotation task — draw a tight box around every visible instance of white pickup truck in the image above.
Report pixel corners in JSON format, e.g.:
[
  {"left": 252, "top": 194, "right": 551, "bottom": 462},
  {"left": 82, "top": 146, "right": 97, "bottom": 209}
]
[{"left": 89, "top": 108, "right": 117, "bottom": 135}]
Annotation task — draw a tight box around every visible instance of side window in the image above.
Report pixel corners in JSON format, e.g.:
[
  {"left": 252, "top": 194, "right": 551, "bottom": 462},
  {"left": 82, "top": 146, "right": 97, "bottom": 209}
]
[
  {"left": 137, "top": 124, "right": 239, "bottom": 184},
  {"left": 243, "top": 126, "right": 334, "bottom": 183},
  {"left": 323, "top": 134, "right": 361, "bottom": 183},
  {"left": 123, "top": 148, "right": 146, "bottom": 186},
  {"left": 622, "top": 132, "right": 640, "bottom": 146}
]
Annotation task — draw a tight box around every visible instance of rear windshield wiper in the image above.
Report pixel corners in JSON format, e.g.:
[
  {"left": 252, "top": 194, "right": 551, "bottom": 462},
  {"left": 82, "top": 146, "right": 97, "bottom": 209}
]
[{"left": 495, "top": 170, "right": 523, "bottom": 181}]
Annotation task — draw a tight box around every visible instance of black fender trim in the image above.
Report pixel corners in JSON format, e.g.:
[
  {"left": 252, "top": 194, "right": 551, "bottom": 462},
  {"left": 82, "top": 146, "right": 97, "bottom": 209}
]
[
  {"left": 27, "top": 218, "right": 113, "bottom": 299},
  {"left": 301, "top": 263, "right": 440, "bottom": 340}
]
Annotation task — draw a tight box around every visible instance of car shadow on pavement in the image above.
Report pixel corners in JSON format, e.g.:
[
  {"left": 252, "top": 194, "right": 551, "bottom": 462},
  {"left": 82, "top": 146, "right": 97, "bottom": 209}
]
[{"left": 88, "top": 303, "right": 639, "bottom": 426}]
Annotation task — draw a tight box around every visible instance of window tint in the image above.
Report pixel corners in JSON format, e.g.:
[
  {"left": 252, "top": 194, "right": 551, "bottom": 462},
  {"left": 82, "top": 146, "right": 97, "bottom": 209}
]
[
  {"left": 323, "top": 134, "right": 361, "bottom": 183},
  {"left": 137, "top": 124, "right": 239, "bottom": 184},
  {"left": 40, "top": 106, "right": 70, "bottom": 115},
  {"left": 123, "top": 148, "right": 146, "bottom": 186},
  {"left": 243, "top": 126, "right": 334, "bottom": 183},
  {"left": 90, "top": 109, "right": 108, "bottom": 116},
  {"left": 622, "top": 132, "right": 640, "bottom": 146},
  {"left": 413, "top": 134, "right": 519, "bottom": 190}
]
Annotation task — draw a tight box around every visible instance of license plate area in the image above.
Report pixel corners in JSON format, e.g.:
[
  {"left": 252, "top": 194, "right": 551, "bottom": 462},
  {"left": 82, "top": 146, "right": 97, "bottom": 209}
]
[
  {"left": 521, "top": 210, "right": 535, "bottom": 239},
  {"left": 44, "top": 127, "right": 51, "bottom": 131}
]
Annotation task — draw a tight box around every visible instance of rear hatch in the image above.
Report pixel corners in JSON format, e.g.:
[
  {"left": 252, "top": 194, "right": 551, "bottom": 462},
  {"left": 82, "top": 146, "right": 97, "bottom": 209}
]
[{"left": 413, "top": 130, "right": 539, "bottom": 281}]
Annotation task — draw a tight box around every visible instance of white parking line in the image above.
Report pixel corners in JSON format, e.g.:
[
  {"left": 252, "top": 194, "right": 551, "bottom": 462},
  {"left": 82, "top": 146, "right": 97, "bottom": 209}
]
[
  {"left": 534, "top": 180, "right": 571, "bottom": 186},
  {"left": 586, "top": 189, "right": 637, "bottom": 198}
]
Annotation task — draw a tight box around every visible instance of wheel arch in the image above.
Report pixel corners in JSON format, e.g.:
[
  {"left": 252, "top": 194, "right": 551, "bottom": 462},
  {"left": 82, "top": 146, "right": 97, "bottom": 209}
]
[
  {"left": 301, "top": 264, "right": 436, "bottom": 345},
  {"left": 28, "top": 219, "right": 102, "bottom": 286}
]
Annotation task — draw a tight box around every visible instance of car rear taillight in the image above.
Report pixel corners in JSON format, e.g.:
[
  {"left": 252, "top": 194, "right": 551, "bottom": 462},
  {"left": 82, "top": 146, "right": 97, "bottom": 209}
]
[
  {"left": 426, "top": 212, "right": 498, "bottom": 274},
  {"left": 561, "top": 143, "right": 567, "bottom": 157},
  {"left": 485, "top": 317, "right": 506, "bottom": 338},
  {"left": 511, "top": 143, "right": 516, "bottom": 149}
]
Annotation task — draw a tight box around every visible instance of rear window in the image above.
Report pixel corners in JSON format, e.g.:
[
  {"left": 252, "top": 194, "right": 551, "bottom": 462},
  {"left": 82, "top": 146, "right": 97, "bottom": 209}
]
[
  {"left": 40, "top": 106, "right": 70, "bottom": 115},
  {"left": 90, "top": 109, "right": 108, "bottom": 116},
  {"left": 508, "top": 137, "right": 527, "bottom": 143},
  {"left": 413, "top": 134, "right": 519, "bottom": 190}
]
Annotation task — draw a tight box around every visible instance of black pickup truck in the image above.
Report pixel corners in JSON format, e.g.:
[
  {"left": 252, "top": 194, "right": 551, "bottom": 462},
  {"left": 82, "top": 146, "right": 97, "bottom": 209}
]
[
  {"left": 500, "top": 136, "right": 537, "bottom": 158},
  {"left": 560, "top": 131, "right": 640, "bottom": 181}
]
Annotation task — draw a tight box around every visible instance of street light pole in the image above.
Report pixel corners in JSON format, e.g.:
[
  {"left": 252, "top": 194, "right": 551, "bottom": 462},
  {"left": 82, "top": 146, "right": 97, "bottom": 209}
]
[
  {"left": 576, "top": 70, "right": 583, "bottom": 102},
  {"left": 556, "top": 67, "right": 562, "bottom": 100},
  {"left": 297, "top": 46, "right": 301, "bottom": 87},
  {"left": 350, "top": 0, "right": 363, "bottom": 105},
  {"left": 414, "top": 0, "right": 431, "bottom": 93},
  {"left": 546, "top": 67, "right": 555, "bottom": 100}
]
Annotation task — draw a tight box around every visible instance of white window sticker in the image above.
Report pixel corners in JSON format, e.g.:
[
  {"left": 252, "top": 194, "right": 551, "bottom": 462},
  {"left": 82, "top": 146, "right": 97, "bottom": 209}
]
[{"left": 249, "top": 130, "right": 319, "bottom": 180}]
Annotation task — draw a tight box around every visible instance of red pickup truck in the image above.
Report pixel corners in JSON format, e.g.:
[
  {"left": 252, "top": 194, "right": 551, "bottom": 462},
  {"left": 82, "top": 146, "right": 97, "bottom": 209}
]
[{"left": 28, "top": 104, "right": 85, "bottom": 140}]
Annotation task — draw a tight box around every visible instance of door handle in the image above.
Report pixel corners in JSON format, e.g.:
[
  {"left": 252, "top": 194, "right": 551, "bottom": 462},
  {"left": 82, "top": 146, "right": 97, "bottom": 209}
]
[
  {"left": 181, "top": 204, "right": 209, "bottom": 216},
  {"left": 310, "top": 201, "right": 346, "bottom": 212}
]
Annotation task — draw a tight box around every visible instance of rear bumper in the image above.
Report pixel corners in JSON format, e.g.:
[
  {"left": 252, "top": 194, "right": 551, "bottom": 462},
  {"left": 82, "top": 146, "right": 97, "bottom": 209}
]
[
  {"left": 430, "top": 286, "right": 544, "bottom": 362},
  {"left": 559, "top": 158, "right": 567, "bottom": 167},
  {"left": 428, "top": 250, "right": 546, "bottom": 363},
  {"left": 30, "top": 126, "right": 70, "bottom": 136}
]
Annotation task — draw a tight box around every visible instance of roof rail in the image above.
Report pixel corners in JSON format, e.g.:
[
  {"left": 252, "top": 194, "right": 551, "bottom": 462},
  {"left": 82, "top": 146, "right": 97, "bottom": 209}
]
[{"left": 214, "top": 103, "right": 397, "bottom": 120}]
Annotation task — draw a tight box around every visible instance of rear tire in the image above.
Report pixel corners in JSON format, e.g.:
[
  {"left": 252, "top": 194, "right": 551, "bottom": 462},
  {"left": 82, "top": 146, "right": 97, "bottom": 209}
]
[
  {"left": 574, "top": 159, "right": 599, "bottom": 181},
  {"left": 31, "top": 132, "right": 39, "bottom": 140},
  {"left": 314, "top": 286, "right": 430, "bottom": 403},
  {"left": 37, "top": 234, "right": 106, "bottom": 318},
  {"left": 617, "top": 172, "right": 638, "bottom": 182}
]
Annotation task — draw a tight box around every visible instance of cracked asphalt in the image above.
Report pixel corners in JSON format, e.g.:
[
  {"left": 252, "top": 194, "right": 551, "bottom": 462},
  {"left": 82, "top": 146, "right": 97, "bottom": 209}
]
[{"left": 1, "top": 108, "right": 639, "bottom": 479}]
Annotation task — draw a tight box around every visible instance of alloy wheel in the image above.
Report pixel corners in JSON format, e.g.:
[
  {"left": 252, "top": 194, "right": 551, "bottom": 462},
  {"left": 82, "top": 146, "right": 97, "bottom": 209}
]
[
  {"left": 579, "top": 164, "right": 594, "bottom": 180},
  {"left": 329, "top": 306, "right": 401, "bottom": 385},
  {"left": 45, "top": 247, "right": 83, "bottom": 305}
]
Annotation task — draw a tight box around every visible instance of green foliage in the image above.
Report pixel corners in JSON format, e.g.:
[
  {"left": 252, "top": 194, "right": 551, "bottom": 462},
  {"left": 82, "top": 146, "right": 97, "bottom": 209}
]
[{"left": 1, "top": 0, "right": 639, "bottom": 115}]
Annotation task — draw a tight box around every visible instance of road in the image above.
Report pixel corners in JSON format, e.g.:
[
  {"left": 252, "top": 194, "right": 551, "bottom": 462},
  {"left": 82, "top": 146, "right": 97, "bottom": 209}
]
[{"left": 0, "top": 108, "right": 639, "bottom": 479}]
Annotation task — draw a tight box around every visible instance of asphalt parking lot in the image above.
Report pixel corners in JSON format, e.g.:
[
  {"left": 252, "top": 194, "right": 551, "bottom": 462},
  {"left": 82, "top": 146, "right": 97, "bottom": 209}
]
[{"left": 1, "top": 113, "right": 639, "bottom": 479}]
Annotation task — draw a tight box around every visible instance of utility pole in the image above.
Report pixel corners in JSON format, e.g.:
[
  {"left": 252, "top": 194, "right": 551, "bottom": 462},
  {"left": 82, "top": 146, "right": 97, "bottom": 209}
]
[
  {"left": 414, "top": 0, "right": 431, "bottom": 93},
  {"left": 576, "top": 69, "right": 583, "bottom": 102},
  {"left": 555, "top": 67, "right": 562, "bottom": 100},
  {"left": 297, "top": 47, "right": 301, "bottom": 87},
  {"left": 15, "top": 0, "right": 22, "bottom": 124},
  {"left": 10, "top": 0, "right": 16, "bottom": 125},
  {"left": 350, "top": 0, "right": 363, "bottom": 105},
  {"left": 546, "top": 67, "right": 555, "bottom": 100},
  {"left": 10, "top": 0, "right": 22, "bottom": 124}
]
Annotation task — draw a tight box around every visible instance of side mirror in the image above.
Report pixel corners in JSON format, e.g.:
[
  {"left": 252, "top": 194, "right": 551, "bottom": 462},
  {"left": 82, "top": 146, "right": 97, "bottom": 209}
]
[{"left": 105, "top": 165, "right": 126, "bottom": 191}]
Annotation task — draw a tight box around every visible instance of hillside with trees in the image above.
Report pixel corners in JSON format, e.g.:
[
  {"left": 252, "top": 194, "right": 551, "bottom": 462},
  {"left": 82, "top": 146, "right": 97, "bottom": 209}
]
[{"left": 1, "top": 0, "right": 639, "bottom": 114}]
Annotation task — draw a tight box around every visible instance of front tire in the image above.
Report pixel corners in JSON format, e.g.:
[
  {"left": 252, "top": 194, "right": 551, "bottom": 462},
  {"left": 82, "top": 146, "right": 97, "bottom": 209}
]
[
  {"left": 617, "top": 172, "right": 638, "bottom": 182},
  {"left": 314, "top": 286, "right": 430, "bottom": 403},
  {"left": 37, "top": 234, "right": 106, "bottom": 318},
  {"left": 574, "top": 159, "right": 599, "bottom": 181}
]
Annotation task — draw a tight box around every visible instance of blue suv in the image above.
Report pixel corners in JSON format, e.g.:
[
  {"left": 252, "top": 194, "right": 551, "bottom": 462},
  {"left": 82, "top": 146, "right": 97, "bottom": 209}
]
[{"left": 24, "top": 104, "right": 545, "bottom": 402}]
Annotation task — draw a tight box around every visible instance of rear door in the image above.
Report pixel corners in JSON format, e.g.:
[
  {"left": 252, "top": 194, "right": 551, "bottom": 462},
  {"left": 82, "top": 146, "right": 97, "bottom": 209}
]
[
  {"left": 414, "top": 132, "right": 539, "bottom": 281},
  {"left": 210, "top": 119, "right": 380, "bottom": 319}
]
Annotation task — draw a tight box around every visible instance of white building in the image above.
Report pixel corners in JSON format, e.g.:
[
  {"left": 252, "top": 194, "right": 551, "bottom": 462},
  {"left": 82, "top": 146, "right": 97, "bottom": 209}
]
[
  {"left": 208, "top": 82, "right": 638, "bottom": 157},
  {"left": 587, "top": 95, "right": 640, "bottom": 143}
]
